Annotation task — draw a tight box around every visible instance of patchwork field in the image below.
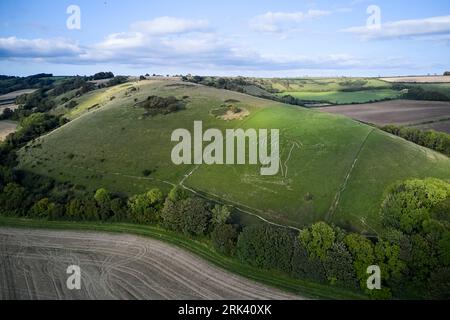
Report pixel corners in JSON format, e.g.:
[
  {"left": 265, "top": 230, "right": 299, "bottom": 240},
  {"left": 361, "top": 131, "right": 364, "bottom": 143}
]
[
  {"left": 0, "top": 89, "right": 36, "bottom": 115},
  {"left": 17, "top": 79, "right": 450, "bottom": 232},
  {"left": 317, "top": 100, "right": 450, "bottom": 133},
  {"left": 0, "top": 227, "right": 298, "bottom": 300},
  {"left": 0, "top": 89, "right": 37, "bottom": 103}
]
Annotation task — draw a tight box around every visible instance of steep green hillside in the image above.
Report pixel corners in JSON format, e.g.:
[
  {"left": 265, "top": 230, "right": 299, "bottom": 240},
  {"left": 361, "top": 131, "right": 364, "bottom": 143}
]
[{"left": 17, "top": 79, "right": 450, "bottom": 232}]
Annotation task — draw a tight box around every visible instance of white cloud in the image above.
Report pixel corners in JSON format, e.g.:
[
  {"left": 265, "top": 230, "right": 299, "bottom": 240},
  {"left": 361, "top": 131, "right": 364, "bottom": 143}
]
[
  {"left": 343, "top": 15, "right": 450, "bottom": 40},
  {"left": 96, "top": 32, "right": 147, "bottom": 50},
  {"left": 0, "top": 37, "right": 82, "bottom": 58},
  {"left": 249, "top": 10, "right": 331, "bottom": 34},
  {"left": 0, "top": 16, "right": 414, "bottom": 73},
  {"left": 131, "top": 17, "right": 209, "bottom": 36},
  {"left": 75, "top": 17, "right": 218, "bottom": 63}
]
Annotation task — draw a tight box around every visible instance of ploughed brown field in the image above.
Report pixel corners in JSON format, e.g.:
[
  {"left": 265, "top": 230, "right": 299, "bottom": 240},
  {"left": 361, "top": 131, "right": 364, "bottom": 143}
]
[
  {"left": 412, "top": 120, "right": 450, "bottom": 133},
  {"left": 0, "top": 228, "right": 300, "bottom": 300},
  {"left": 0, "top": 89, "right": 36, "bottom": 115},
  {"left": 317, "top": 100, "right": 450, "bottom": 133},
  {"left": 0, "top": 89, "right": 37, "bottom": 102}
]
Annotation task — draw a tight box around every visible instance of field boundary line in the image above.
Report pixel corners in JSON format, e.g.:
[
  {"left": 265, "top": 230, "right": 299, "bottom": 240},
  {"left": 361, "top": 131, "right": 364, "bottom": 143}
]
[
  {"left": 55, "top": 162, "right": 301, "bottom": 232},
  {"left": 326, "top": 128, "right": 375, "bottom": 221},
  {"left": 179, "top": 180, "right": 301, "bottom": 232}
]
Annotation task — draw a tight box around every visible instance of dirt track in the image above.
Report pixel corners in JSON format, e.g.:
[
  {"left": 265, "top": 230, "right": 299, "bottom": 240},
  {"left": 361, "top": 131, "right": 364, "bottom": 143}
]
[{"left": 0, "top": 228, "right": 300, "bottom": 300}]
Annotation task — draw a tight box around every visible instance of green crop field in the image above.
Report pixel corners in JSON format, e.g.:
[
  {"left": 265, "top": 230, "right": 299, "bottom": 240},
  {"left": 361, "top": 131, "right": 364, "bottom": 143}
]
[
  {"left": 261, "top": 77, "right": 391, "bottom": 92},
  {"left": 17, "top": 79, "right": 450, "bottom": 233},
  {"left": 277, "top": 89, "right": 400, "bottom": 104}
]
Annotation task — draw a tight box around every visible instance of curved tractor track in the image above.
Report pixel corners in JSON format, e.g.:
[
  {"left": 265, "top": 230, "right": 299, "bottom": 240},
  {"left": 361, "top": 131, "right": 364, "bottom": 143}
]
[{"left": 0, "top": 228, "right": 300, "bottom": 300}]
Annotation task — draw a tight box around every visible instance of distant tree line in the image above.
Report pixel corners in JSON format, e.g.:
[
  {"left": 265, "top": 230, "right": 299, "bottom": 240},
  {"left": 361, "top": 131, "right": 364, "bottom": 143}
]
[
  {"left": 380, "top": 125, "right": 450, "bottom": 156},
  {"left": 88, "top": 72, "right": 114, "bottom": 80},
  {"left": 0, "top": 74, "right": 54, "bottom": 95},
  {"left": 403, "top": 87, "right": 450, "bottom": 101},
  {"left": 183, "top": 75, "right": 252, "bottom": 93},
  {"left": 391, "top": 84, "right": 450, "bottom": 101},
  {"left": 52, "top": 76, "right": 94, "bottom": 96}
]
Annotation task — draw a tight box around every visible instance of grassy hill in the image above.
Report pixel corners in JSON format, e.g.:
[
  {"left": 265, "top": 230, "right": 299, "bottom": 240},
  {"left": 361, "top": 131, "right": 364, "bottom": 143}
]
[{"left": 17, "top": 79, "right": 450, "bottom": 233}]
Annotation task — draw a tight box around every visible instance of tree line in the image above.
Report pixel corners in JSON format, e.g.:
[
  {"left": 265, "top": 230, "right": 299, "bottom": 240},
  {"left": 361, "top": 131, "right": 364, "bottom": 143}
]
[
  {"left": 391, "top": 84, "right": 450, "bottom": 101},
  {"left": 0, "top": 74, "right": 54, "bottom": 95},
  {"left": 380, "top": 125, "right": 450, "bottom": 157}
]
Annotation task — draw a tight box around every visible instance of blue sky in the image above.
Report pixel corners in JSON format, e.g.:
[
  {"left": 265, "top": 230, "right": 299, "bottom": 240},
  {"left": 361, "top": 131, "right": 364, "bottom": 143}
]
[{"left": 0, "top": 0, "right": 449, "bottom": 77}]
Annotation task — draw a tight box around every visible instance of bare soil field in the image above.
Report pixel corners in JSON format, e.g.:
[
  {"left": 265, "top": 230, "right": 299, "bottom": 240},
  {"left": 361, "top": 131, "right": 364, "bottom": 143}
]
[
  {"left": 0, "top": 89, "right": 36, "bottom": 103},
  {"left": 0, "top": 121, "right": 18, "bottom": 141},
  {"left": 0, "top": 228, "right": 300, "bottom": 300},
  {"left": 0, "top": 103, "right": 18, "bottom": 115},
  {"left": 412, "top": 120, "right": 450, "bottom": 134},
  {"left": 380, "top": 76, "right": 450, "bottom": 83},
  {"left": 317, "top": 100, "right": 450, "bottom": 132}
]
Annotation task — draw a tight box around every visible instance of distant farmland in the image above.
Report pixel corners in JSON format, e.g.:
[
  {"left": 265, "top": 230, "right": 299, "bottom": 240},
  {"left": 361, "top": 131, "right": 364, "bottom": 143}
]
[
  {"left": 0, "top": 89, "right": 37, "bottom": 115},
  {"left": 0, "top": 89, "right": 37, "bottom": 103},
  {"left": 381, "top": 76, "right": 450, "bottom": 83},
  {"left": 317, "top": 100, "right": 450, "bottom": 133},
  {"left": 277, "top": 89, "right": 400, "bottom": 104}
]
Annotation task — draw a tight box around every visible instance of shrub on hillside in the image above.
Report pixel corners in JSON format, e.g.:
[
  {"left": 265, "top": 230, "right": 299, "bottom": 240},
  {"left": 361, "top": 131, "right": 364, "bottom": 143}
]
[
  {"left": 128, "top": 188, "right": 164, "bottom": 224},
  {"left": 236, "top": 224, "right": 296, "bottom": 273},
  {"left": 161, "top": 197, "right": 211, "bottom": 236},
  {"left": 136, "top": 95, "right": 185, "bottom": 116}
]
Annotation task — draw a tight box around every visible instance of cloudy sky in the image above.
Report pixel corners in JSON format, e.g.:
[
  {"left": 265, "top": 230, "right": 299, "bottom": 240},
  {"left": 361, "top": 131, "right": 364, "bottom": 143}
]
[{"left": 0, "top": 0, "right": 449, "bottom": 77}]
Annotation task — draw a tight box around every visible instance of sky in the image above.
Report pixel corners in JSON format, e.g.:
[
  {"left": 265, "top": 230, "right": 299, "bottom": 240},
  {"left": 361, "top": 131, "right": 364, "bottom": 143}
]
[{"left": 0, "top": 0, "right": 449, "bottom": 77}]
